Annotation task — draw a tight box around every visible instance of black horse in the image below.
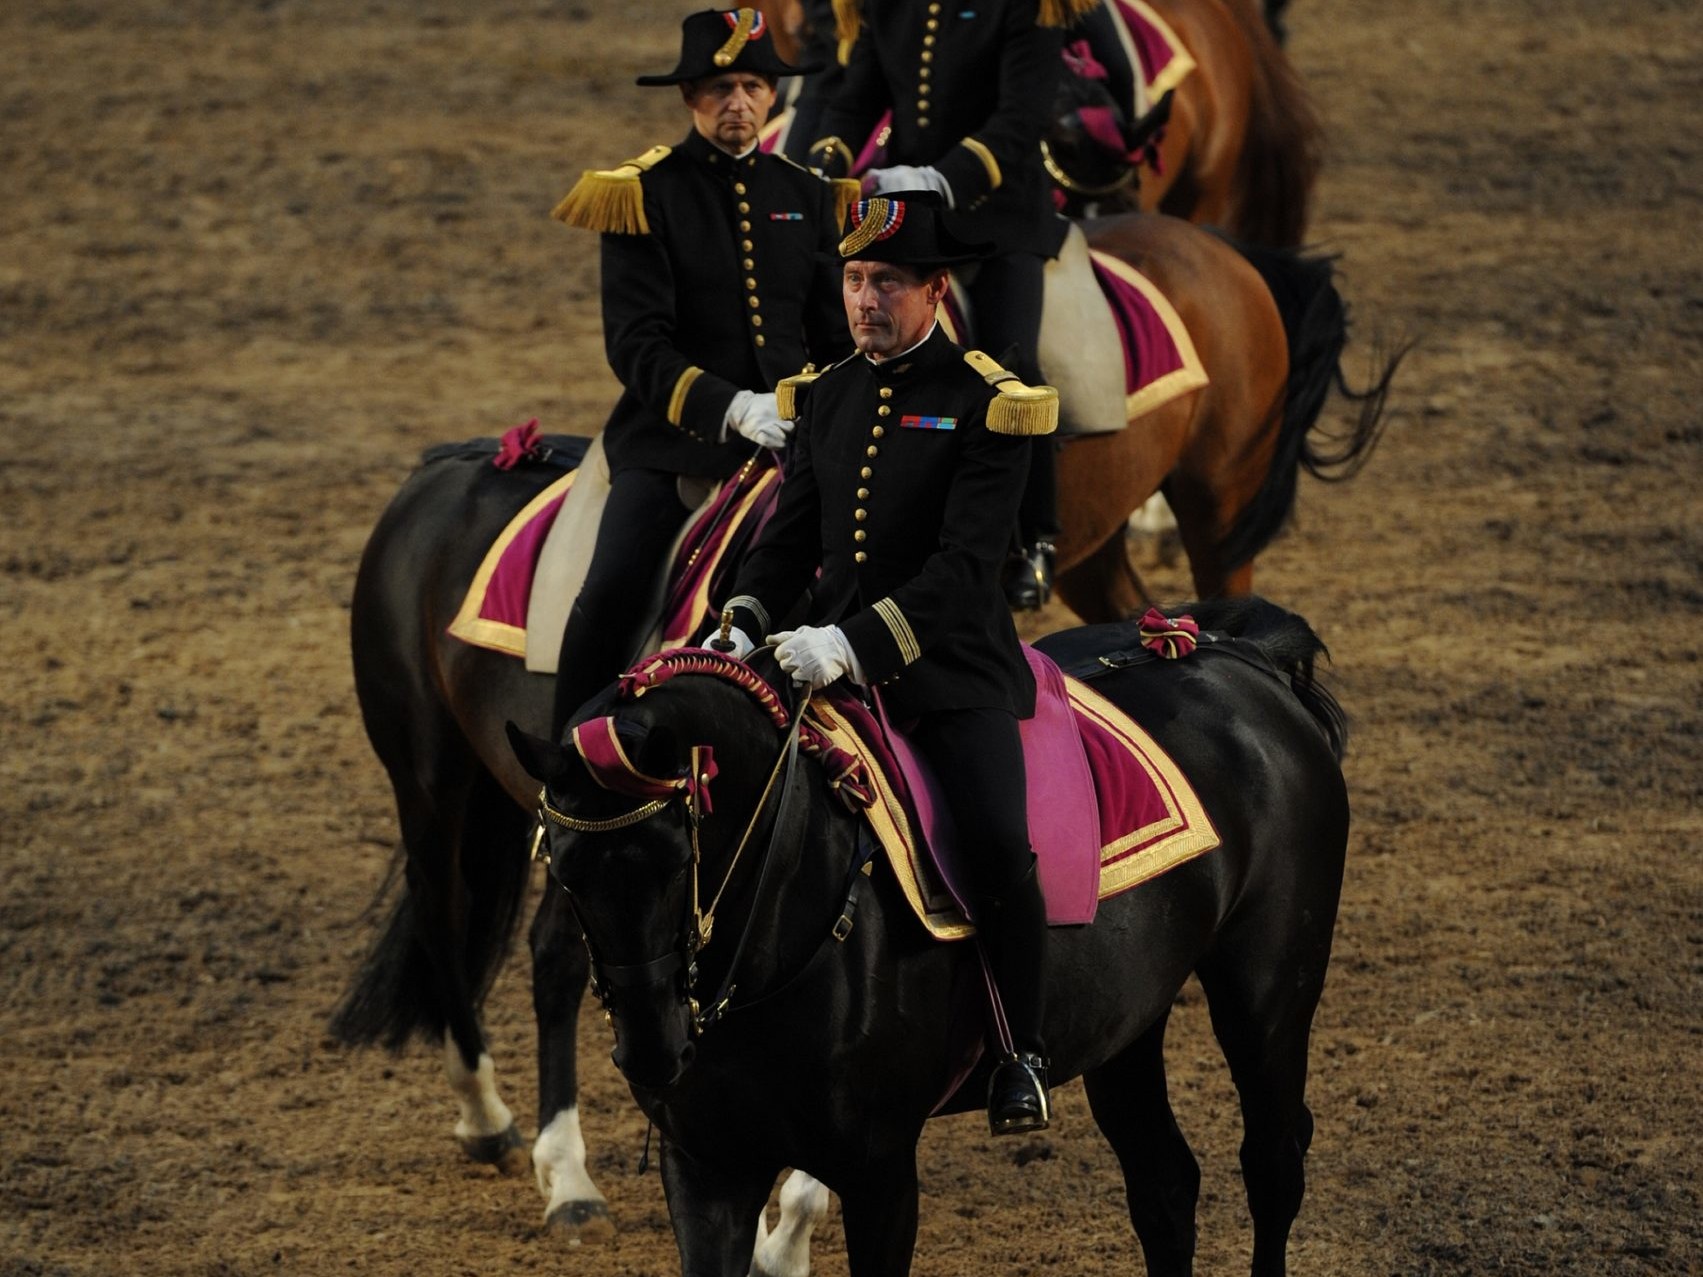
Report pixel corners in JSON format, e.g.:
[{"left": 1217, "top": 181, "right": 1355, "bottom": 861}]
[{"left": 501, "top": 598, "right": 1348, "bottom": 1276}]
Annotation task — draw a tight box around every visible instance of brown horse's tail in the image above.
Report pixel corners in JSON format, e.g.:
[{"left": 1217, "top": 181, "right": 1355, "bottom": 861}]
[
  {"left": 1217, "top": 240, "right": 1405, "bottom": 574},
  {"left": 1225, "top": 0, "right": 1321, "bottom": 246}
]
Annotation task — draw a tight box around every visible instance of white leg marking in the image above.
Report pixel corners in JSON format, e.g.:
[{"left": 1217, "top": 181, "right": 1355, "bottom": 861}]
[
  {"left": 1128, "top": 492, "right": 1178, "bottom": 536},
  {"left": 533, "top": 1106, "right": 607, "bottom": 1215},
  {"left": 751, "top": 1170, "right": 829, "bottom": 1277},
  {"left": 442, "top": 1038, "right": 516, "bottom": 1140}
]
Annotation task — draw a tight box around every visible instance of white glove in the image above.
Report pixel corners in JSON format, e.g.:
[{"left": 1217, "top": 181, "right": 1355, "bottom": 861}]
[
  {"left": 864, "top": 165, "right": 954, "bottom": 207},
  {"left": 769, "top": 625, "right": 867, "bottom": 690},
  {"left": 724, "top": 390, "right": 792, "bottom": 450}
]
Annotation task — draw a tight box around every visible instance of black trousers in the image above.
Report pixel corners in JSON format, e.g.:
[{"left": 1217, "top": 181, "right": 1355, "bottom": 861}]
[
  {"left": 910, "top": 706, "right": 1048, "bottom": 1056},
  {"left": 551, "top": 466, "right": 692, "bottom": 738},
  {"left": 968, "top": 252, "right": 1059, "bottom": 546}
]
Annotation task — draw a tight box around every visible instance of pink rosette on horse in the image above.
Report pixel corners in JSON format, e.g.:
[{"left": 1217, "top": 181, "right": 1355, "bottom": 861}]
[
  {"left": 492, "top": 418, "right": 543, "bottom": 471},
  {"left": 1138, "top": 607, "right": 1200, "bottom": 659}
]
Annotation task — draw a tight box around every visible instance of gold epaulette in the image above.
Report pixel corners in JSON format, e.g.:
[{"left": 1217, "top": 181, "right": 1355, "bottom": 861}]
[
  {"left": 963, "top": 350, "right": 1060, "bottom": 437},
  {"left": 1037, "top": 0, "right": 1099, "bottom": 27},
  {"left": 550, "top": 145, "right": 671, "bottom": 234},
  {"left": 831, "top": 177, "right": 863, "bottom": 231},
  {"left": 831, "top": 0, "right": 860, "bottom": 62},
  {"left": 775, "top": 365, "right": 821, "bottom": 420}
]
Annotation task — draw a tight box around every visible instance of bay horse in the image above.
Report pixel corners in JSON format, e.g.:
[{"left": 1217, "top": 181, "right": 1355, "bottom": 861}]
[
  {"left": 758, "top": 0, "right": 1318, "bottom": 246},
  {"left": 504, "top": 597, "right": 1348, "bottom": 1276},
  {"left": 328, "top": 211, "right": 1388, "bottom": 1246}
]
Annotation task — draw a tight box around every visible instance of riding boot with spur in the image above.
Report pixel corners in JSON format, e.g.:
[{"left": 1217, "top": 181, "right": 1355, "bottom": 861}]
[
  {"left": 977, "top": 863, "right": 1051, "bottom": 1135},
  {"left": 1003, "top": 437, "right": 1058, "bottom": 610}
]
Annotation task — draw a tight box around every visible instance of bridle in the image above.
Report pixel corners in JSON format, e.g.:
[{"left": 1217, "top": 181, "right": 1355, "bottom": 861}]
[{"left": 533, "top": 710, "right": 806, "bottom": 1036}]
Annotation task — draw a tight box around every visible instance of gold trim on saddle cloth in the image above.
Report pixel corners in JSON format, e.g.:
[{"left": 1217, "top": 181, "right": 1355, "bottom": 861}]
[
  {"left": 802, "top": 674, "right": 1220, "bottom": 942},
  {"left": 1087, "top": 249, "right": 1210, "bottom": 423},
  {"left": 658, "top": 465, "right": 783, "bottom": 649},
  {"left": 805, "top": 699, "right": 973, "bottom": 940},
  {"left": 1123, "top": 0, "right": 1197, "bottom": 101},
  {"left": 1064, "top": 674, "right": 1219, "bottom": 892},
  {"left": 447, "top": 469, "right": 578, "bottom": 657}
]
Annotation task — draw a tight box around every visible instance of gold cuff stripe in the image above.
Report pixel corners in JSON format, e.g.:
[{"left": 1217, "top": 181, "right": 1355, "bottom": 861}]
[
  {"left": 874, "top": 597, "right": 921, "bottom": 666},
  {"left": 667, "top": 366, "right": 704, "bottom": 426},
  {"left": 714, "top": 8, "right": 758, "bottom": 67},
  {"left": 960, "top": 137, "right": 1002, "bottom": 191}
]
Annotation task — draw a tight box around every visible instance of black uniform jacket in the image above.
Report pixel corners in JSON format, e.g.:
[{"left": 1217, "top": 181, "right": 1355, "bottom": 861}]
[
  {"left": 812, "top": 0, "right": 1068, "bottom": 259},
  {"left": 597, "top": 130, "right": 849, "bottom": 478},
  {"left": 725, "top": 327, "right": 1036, "bottom": 720}
]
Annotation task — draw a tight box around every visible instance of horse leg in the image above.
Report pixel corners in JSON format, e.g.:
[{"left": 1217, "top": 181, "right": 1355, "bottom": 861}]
[
  {"left": 1055, "top": 528, "right": 1152, "bottom": 624},
  {"left": 838, "top": 1151, "right": 921, "bottom": 1277},
  {"left": 375, "top": 762, "right": 522, "bottom": 1170},
  {"left": 529, "top": 880, "right": 614, "bottom": 1243},
  {"left": 751, "top": 1170, "right": 830, "bottom": 1277},
  {"left": 1163, "top": 471, "right": 1255, "bottom": 598},
  {"left": 659, "top": 1140, "right": 778, "bottom": 1277},
  {"left": 1082, "top": 1011, "right": 1201, "bottom": 1277},
  {"left": 1195, "top": 950, "right": 1328, "bottom": 1277}
]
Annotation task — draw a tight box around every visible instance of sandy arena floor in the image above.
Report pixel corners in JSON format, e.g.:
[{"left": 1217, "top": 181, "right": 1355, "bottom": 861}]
[{"left": 1, "top": 0, "right": 1698, "bottom": 1273}]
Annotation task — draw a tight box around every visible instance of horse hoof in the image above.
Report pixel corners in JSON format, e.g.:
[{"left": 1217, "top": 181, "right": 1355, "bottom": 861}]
[
  {"left": 544, "top": 1199, "right": 616, "bottom": 1247},
  {"left": 459, "top": 1123, "right": 529, "bottom": 1174}
]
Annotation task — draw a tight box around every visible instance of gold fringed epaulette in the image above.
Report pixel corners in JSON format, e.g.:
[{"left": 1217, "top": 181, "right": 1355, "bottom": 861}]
[
  {"left": 1037, "top": 0, "right": 1099, "bottom": 27},
  {"left": 775, "top": 366, "right": 821, "bottom": 420},
  {"left": 963, "top": 350, "right": 1060, "bottom": 436},
  {"left": 832, "top": 0, "right": 860, "bottom": 62},
  {"left": 550, "top": 145, "right": 671, "bottom": 234},
  {"left": 831, "top": 177, "right": 863, "bottom": 231}
]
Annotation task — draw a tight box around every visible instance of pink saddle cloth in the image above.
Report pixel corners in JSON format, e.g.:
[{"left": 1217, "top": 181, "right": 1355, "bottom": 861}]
[{"left": 804, "top": 647, "right": 1219, "bottom": 939}]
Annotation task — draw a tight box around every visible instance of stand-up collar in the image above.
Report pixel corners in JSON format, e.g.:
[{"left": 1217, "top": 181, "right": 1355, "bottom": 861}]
[
  {"left": 683, "top": 128, "right": 762, "bottom": 172},
  {"left": 865, "top": 324, "right": 955, "bottom": 384}
]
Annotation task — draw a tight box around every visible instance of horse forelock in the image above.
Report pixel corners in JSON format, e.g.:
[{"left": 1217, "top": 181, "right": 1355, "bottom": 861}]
[{"left": 616, "top": 648, "right": 791, "bottom": 730}]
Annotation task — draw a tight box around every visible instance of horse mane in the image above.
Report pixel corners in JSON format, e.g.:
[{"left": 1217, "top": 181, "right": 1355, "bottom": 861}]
[
  {"left": 617, "top": 648, "right": 792, "bottom": 729},
  {"left": 1183, "top": 597, "right": 1349, "bottom": 761}
]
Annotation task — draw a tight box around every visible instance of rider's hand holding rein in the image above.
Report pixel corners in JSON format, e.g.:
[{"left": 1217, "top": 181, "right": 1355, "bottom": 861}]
[
  {"left": 725, "top": 390, "right": 792, "bottom": 450},
  {"left": 770, "top": 625, "right": 865, "bottom": 690}
]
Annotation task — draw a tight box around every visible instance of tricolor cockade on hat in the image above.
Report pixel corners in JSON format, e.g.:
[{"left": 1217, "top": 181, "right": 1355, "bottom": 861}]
[
  {"left": 834, "top": 191, "right": 991, "bottom": 268},
  {"left": 635, "top": 7, "right": 821, "bottom": 86}
]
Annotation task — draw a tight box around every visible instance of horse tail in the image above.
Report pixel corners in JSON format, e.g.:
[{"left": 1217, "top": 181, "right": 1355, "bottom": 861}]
[
  {"left": 329, "top": 461, "right": 537, "bottom": 1051},
  {"left": 1185, "top": 596, "right": 1349, "bottom": 760},
  {"left": 1216, "top": 240, "right": 1406, "bottom": 573},
  {"left": 1225, "top": 0, "right": 1321, "bottom": 247}
]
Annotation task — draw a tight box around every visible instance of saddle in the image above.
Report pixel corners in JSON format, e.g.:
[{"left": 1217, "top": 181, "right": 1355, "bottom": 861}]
[
  {"left": 446, "top": 424, "right": 782, "bottom": 667},
  {"left": 939, "top": 222, "right": 1208, "bottom": 437},
  {"left": 803, "top": 636, "right": 1219, "bottom": 940}
]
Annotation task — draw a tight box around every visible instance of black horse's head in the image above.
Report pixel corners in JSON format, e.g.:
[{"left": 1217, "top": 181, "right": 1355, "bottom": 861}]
[{"left": 507, "top": 651, "right": 796, "bottom": 1092}]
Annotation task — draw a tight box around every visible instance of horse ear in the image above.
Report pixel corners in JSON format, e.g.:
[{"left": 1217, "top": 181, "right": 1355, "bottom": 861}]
[{"left": 506, "top": 720, "right": 576, "bottom": 785}]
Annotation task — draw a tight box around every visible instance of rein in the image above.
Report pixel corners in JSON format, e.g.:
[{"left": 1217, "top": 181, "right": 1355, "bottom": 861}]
[{"left": 534, "top": 705, "right": 812, "bottom": 1036}]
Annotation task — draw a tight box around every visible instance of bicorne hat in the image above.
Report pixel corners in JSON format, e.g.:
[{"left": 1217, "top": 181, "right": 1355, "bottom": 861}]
[
  {"left": 835, "top": 191, "right": 993, "bottom": 269},
  {"left": 636, "top": 8, "right": 821, "bottom": 86}
]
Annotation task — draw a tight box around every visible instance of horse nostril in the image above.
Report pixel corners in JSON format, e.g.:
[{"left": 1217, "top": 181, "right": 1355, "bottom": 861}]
[{"left": 679, "top": 1041, "right": 696, "bottom": 1070}]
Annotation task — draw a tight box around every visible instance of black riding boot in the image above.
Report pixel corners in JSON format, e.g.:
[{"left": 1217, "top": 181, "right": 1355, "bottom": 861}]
[
  {"left": 976, "top": 863, "right": 1051, "bottom": 1135},
  {"left": 1004, "top": 439, "right": 1058, "bottom": 611},
  {"left": 550, "top": 600, "right": 638, "bottom": 741}
]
